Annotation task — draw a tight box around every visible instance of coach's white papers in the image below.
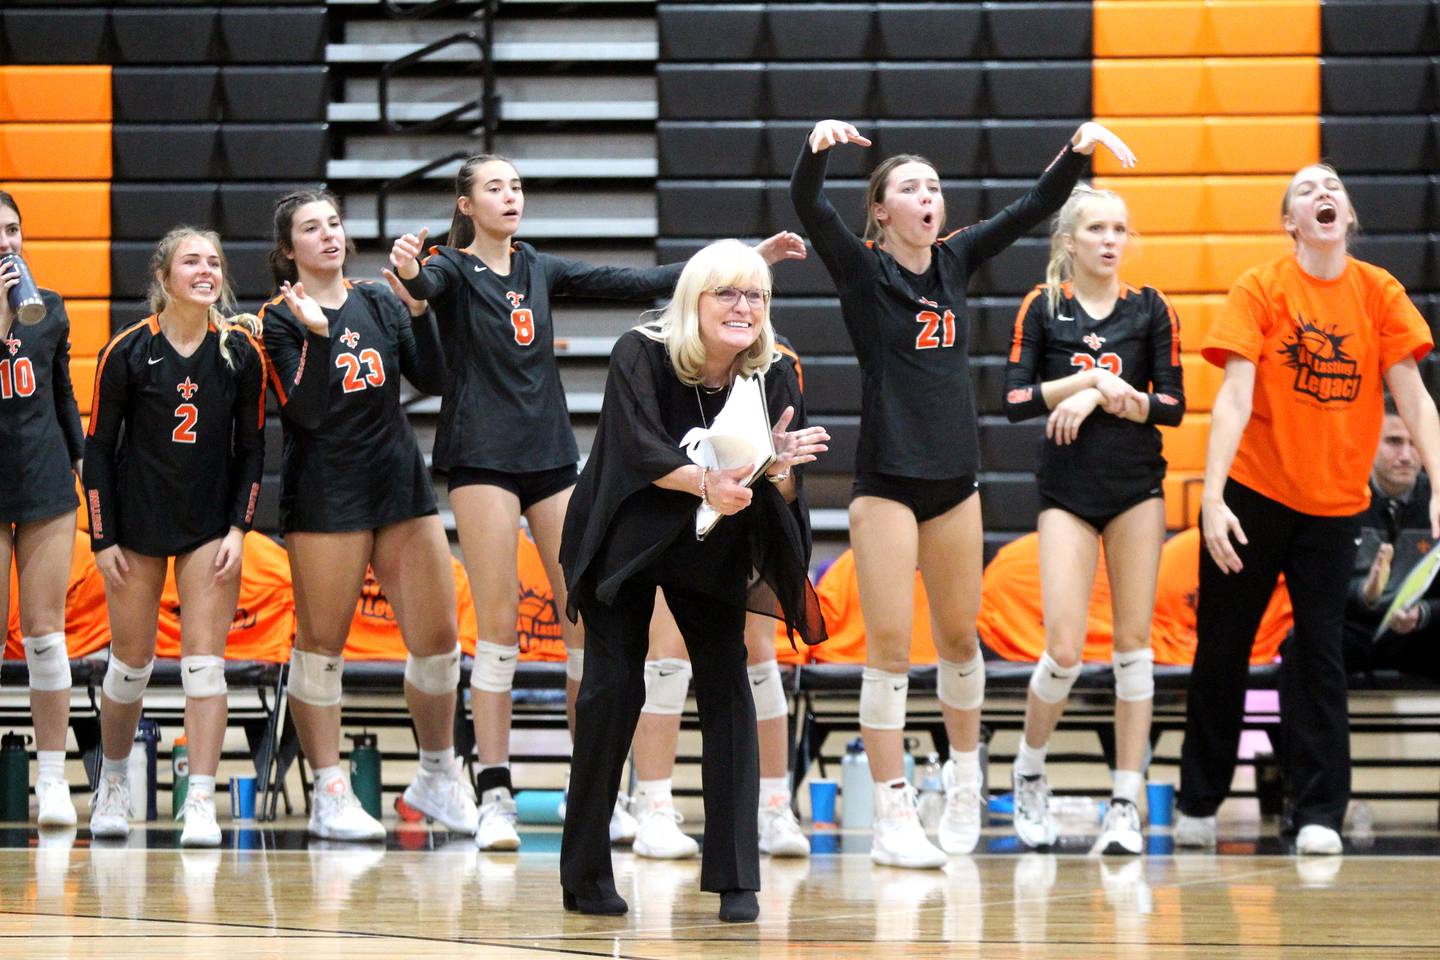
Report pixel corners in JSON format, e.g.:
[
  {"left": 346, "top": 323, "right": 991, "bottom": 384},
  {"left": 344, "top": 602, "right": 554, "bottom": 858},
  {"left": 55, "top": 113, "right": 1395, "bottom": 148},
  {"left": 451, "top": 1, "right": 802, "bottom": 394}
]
[
  {"left": 679, "top": 372, "right": 775, "bottom": 539},
  {"left": 1375, "top": 544, "right": 1440, "bottom": 640}
]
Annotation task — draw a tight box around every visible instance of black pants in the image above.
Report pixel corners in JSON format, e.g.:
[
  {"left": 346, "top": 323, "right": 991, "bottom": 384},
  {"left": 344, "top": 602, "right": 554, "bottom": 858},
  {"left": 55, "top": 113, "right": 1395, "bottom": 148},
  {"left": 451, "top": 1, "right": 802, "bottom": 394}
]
[
  {"left": 1179, "top": 480, "right": 1360, "bottom": 832},
  {"left": 1344, "top": 622, "right": 1440, "bottom": 681},
  {"left": 561, "top": 577, "right": 758, "bottom": 900}
]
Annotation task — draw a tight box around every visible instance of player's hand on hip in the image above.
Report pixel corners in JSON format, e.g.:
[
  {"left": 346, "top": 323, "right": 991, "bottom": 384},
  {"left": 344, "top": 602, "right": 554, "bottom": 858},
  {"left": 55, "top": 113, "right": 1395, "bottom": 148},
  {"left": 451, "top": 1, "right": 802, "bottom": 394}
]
[
  {"left": 1071, "top": 122, "right": 1137, "bottom": 169},
  {"left": 808, "top": 120, "right": 872, "bottom": 154},
  {"left": 390, "top": 227, "right": 429, "bottom": 280},
  {"left": 1201, "top": 497, "right": 1248, "bottom": 574}
]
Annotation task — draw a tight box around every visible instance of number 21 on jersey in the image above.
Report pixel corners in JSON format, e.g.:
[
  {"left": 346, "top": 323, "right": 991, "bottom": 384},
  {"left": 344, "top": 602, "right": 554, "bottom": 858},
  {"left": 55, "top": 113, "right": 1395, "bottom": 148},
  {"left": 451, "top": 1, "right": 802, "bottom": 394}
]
[{"left": 914, "top": 309, "right": 956, "bottom": 350}]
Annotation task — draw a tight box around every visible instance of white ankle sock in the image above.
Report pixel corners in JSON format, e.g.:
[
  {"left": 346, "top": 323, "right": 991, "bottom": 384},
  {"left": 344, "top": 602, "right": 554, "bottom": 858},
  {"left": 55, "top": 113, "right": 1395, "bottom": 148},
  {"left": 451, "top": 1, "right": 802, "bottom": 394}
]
[
  {"left": 1015, "top": 739, "right": 1048, "bottom": 779},
  {"left": 948, "top": 748, "right": 980, "bottom": 782},
  {"left": 636, "top": 778, "right": 673, "bottom": 806},
  {"left": 189, "top": 774, "right": 215, "bottom": 798},
  {"left": 313, "top": 765, "right": 344, "bottom": 792},
  {"left": 101, "top": 754, "right": 129, "bottom": 780},
  {"left": 1112, "top": 769, "right": 1143, "bottom": 805},
  {"left": 759, "top": 776, "right": 789, "bottom": 806},
  {"left": 419, "top": 748, "right": 454, "bottom": 776},
  {"left": 36, "top": 750, "right": 65, "bottom": 782}
]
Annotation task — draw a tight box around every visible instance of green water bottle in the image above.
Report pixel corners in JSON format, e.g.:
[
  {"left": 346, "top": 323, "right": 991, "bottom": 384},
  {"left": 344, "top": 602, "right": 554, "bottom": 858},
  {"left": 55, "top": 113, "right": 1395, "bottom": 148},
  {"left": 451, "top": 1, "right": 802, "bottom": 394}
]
[
  {"left": 171, "top": 735, "right": 189, "bottom": 818},
  {"left": 0, "top": 733, "right": 30, "bottom": 822},
  {"left": 347, "top": 732, "right": 381, "bottom": 818}
]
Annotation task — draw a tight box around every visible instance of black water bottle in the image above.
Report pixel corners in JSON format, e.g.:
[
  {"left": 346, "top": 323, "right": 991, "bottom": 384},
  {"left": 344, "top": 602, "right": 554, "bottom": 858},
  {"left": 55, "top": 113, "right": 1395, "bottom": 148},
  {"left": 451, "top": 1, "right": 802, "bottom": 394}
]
[
  {"left": 0, "top": 254, "right": 45, "bottom": 325},
  {"left": 0, "top": 733, "right": 30, "bottom": 822}
]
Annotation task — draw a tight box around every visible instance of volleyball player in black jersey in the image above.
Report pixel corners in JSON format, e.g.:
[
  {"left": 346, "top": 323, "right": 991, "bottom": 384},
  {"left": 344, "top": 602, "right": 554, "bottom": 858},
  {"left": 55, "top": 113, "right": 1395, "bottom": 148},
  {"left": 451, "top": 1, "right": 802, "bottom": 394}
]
[
  {"left": 1004, "top": 184, "right": 1184, "bottom": 855},
  {"left": 0, "top": 191, "right": 84, "bottom": 828},
  {"left": 791, "top": 118, "right": 1135, "bottom": 866},
  {"left": 84, "top": 227, "right": 266, "bottom": 848},
  {"left": 260, "top": 190, "right": 474, "bottom": 842},
  {"left": 390, "top": 153, "right": 805, "bottom": 850}
]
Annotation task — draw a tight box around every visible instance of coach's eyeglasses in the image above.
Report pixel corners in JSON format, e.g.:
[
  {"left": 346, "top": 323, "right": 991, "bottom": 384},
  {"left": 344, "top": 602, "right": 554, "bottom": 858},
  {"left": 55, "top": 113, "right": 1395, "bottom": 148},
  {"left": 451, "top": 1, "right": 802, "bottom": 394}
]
[{"left": 707, "top": 285, "right": 770, "bottom": 309}]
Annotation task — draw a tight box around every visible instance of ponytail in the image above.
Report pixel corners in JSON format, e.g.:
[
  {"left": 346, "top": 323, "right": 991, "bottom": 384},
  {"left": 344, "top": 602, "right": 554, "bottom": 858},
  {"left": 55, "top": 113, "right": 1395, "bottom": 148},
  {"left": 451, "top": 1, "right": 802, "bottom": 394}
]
[
  {"left": 219, "top": 312, "right": 263, "bottom": 370},
  {"left": 448, "top": 153, "right": 517, "bottom": 248}
]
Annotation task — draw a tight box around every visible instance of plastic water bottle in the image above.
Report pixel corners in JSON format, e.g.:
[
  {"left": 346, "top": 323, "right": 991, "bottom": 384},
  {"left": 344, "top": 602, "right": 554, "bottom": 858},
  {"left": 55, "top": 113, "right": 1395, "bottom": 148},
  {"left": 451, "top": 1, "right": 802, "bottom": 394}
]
[
  {"left": 903, "top": 736, "right": 918, "bottom": 785},
  {"left": 171, "top": 735, "right": 189, "bottom": 818},
  {"left": 840, "top": 738, "right": 874, "bottom": 829},
  {"left": 917, "top": 752, "right": 944, "bottom": 832},
  {"left": 128, "top": 719, "right": 160, "bottom": 821}
]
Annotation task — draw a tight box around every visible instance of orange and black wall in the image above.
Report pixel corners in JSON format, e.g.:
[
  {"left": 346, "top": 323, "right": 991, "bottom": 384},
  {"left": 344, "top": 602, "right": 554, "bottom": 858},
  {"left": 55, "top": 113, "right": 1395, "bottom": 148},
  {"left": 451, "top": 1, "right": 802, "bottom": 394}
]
[
  {"left": 656, "top": 0, "right": 1440, "bottom": 545},
  {"left": 0, "top": 1, "right": 327, "bottom": 429}
]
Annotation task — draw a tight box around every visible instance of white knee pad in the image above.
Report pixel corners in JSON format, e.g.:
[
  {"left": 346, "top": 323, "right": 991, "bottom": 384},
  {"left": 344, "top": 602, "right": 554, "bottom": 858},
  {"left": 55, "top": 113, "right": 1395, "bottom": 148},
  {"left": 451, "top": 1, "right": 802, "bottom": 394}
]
[
  {"left": 288, "top": 649, "right": 343, "bottom": 707},
  {"left": 181, "top": 655, "right": 227, "bottom": 699},
  {"left": 565, "top": 647, "right": 584, "bottom": 683},
  {"left": 641, "top": 658, "right": 691, "bottom": 715},
  {"left": 405, "top": 644, "right": 461, "bottom": 695},
  {"left": 102, "top": 654, "right": 154, "bottom": 705},
  {"left": 936, "top": 653, "right": 986, "bottom": 711},
  {"left": 747, "top": 660, "right": 788, "bottom": 721},
  {"left": 1113, "top": 647, "right": 1155, "bottom": 702},
  {"left": 469, "top": 640, "right": 519, "bottom": 693},
  {"left": 1028, "top": 651, "right": 1082, "bottom": 705},
  {"left": 23, "top": 633, "right": 70, "bottom": 691},
  {"left": 859, "top": 667, "right": 908, "bottom": 731}
]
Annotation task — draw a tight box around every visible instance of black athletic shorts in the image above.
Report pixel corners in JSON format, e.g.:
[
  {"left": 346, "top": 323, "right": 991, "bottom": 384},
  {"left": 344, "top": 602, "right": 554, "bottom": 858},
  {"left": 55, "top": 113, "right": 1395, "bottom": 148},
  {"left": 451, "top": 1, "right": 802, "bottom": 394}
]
[
  {"left": 1038, "top": 488, "right": 1162, "bottom": 533},
  {"left": 448, "top": 463, "right": 579, "bottom": 512},
  {"left": 851, "top": 472, "right": 979, "bottom": 523}
]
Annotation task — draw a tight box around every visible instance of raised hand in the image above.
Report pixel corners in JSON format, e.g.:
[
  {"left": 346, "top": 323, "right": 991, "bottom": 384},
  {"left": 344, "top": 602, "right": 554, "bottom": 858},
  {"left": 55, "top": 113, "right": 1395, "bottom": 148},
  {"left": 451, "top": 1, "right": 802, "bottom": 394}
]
[
  {"left": 1071, "top": 122, "right": 1138, "bottom": 169},
  {"left": 768, "top": 406, "right": 829, "bottom": 476},
  {"left": 808, "top": 119, "right": 873, "bottom": 154},
  {"left": 708, "top": 464, "right": 756, "bottom": 516},
  {"left": 0, "top": 257, "right": 18, "bottom": 326},
  {"left": 1361, "top": 542, "right": 1394, "bottom": 607},
  {"left": 280, "top": 281, "right": 329, "bottom": 337},
  {"left": 754, "top": 231, "right": 808, "bottom": 265},
  {"left": 390, "top": 226, "right": 430, "bottom": 280}
]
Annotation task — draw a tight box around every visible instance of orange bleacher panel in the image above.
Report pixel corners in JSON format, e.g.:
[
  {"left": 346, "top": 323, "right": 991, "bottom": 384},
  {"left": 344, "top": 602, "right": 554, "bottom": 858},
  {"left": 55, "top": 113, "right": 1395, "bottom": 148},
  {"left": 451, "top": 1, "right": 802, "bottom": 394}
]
[
  {"left": 1124, "top": 234, "right": 1294, "bottom": 293},
  {"left": 1093, "top": 58, "right": 1318, "bottom": 117},
  {"left": 64, "top": 300, "right": 109, "bottom": 358},
  {"left": 0, "top": 67, "right": 111, "bottom": 123},
  {"left": 70, "top": 357, "right": 96, "bottom": 415},
  {"left": 1094, "top": 1, "right": 1320, "bottom": 58},
  {"left": 1163, "top": 471, "right": 1205, "bottom": 530},
  {"left": 1095, "top": 176, "right": 1294, "bottom": 235},
  {"left": 1180, "top": 353, "right": 1223, "bottom": 411},
  {"left": 1169, "top": 294, "right": 1226, "bottom": 347},
  {"left": 0, "top": 124, "right": 112, "bottom": 180},
  {"left": 0, "top": 182, "right": 109, "bottom": 239},
  {"left": 1092, "top": 118, "right": 1319, "bottom": 176},
  {"left": 22, "top": 241, "right": 108, "bottom": 299},
  {"left": 1162, "top": 413, "right": 1210, "bottom": 472}
]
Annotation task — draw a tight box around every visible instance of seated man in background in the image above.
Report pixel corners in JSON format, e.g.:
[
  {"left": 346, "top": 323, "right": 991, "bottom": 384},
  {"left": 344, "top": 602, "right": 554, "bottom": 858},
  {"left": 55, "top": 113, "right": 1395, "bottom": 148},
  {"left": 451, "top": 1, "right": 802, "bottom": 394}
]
[{"left": 1343, "top": 398, "right": 1440, "bottom": 681}]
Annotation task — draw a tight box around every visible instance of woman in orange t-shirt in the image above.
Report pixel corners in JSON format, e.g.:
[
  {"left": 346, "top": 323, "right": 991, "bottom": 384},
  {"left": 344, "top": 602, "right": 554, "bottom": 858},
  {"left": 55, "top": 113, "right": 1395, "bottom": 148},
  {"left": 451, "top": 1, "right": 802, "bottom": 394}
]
[{"left": 1179, "top": 165, "right": 1440, "bottom": 855}]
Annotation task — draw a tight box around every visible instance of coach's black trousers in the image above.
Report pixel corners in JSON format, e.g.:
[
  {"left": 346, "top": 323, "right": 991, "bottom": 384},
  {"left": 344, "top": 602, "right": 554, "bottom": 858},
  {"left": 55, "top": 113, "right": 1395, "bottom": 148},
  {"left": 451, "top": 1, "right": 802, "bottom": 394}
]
[
  {"left": 561, "top": 576, "right": 759, "bottom": 901},
  {"left": 1180, "top": 480, "right": 1360, "bottom": 832}
]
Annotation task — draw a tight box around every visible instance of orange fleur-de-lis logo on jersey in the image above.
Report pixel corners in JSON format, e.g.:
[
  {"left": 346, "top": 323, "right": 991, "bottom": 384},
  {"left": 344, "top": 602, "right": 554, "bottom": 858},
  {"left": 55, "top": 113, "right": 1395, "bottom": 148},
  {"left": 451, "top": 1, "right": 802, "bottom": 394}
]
[
  {"left": 177, "top": 377, "right": 198, "bottom": 400},
  {"left": 339, "top": 327, "right": 360, "bottom": 348},
  {"left": 1082, "top": 332, "right": 1105, "bottom": 352},
  {"left": 505, "top": 291, "right": 525, "bottom": 308},
  {"left": 4, "top": 336, "right": 19, "bottom": 356}
]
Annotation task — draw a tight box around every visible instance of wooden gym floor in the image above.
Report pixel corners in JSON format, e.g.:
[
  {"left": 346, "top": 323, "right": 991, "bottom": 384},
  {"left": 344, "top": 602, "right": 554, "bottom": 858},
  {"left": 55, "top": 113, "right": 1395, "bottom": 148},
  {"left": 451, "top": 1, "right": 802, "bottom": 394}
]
[{"left": 2, "top": 814, "right": 1438, "bottom": 959}]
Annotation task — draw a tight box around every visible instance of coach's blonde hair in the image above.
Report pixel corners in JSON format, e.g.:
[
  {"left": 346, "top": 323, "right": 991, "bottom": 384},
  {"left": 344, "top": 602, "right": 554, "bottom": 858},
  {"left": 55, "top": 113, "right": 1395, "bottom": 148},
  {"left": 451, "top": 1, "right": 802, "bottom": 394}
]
[
  {"left": 636, "top": 240, "right": 775, "bottom": 385},
  {"left": 149, "top": 227, "right": 254, "bottom": 369},
  {"left": 1043, "top": 184, "right": 1134, "bottom": 317}
]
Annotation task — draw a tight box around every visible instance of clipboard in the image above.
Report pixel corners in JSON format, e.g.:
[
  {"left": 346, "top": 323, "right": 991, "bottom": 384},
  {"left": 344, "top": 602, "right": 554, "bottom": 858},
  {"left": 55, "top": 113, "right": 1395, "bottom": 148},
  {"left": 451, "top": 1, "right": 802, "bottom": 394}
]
[
  {"left": 1375, "top": 544, "right": 1440, "bottom": 639},
  {"left": 678, "top": 371, "right": 776, "bottom": 539}
]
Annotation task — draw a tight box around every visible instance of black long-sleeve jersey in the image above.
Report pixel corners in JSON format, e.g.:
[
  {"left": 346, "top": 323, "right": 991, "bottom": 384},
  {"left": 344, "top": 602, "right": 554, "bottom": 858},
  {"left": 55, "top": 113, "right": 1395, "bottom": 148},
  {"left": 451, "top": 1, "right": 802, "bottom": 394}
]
[
  {"left": 790, "top": 139, "right": 1087, "bottom": 479},
  {"left": 1004, "top": 282, "right": 1185, "bottom": 514},
  {"left": 400, "top": 242, "right": 683, "bottom": 474},
  {"left": 259, "top": 279, "right": 445, "bottom": 533},
  {"left": 84, "top": 316, "right": 265, "bottom": 556},
  {"left": 0, "top": 288, "right": 85, "bottom": 524}
]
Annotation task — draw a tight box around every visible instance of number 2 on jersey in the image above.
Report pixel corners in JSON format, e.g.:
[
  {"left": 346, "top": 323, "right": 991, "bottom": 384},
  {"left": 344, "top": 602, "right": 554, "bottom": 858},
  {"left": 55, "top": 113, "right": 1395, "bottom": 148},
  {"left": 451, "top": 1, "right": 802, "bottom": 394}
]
[
  {"left": 336, "top": 348, "right": 386, "bottom": 393},
  {"left": 0, "top": 357, "right": 36, "bottom": 398},
  {"left": 1070, "top": 352, "right": 1123, "bottom": 376},
  {"left": 172, "top": 403, "right": 198, "bottom": 443},
  {"left": 914, "top": 310, "right": 956, "bottom": 350}
]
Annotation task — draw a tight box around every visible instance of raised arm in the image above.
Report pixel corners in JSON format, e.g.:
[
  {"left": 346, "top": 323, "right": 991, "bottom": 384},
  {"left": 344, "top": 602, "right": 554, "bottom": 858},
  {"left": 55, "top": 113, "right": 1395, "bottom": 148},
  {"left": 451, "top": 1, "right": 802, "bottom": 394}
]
[
  {"left": 541, "top": 253, "right": 684, "bottom": 301},
  {"left": 259, "top": 285, "right": 331, "bottom": 431},
  {"left": 392, "top": 228, "right": 461, "bottom": 302},
  {"left": 1385, "top": 358, "right": 1440, "bottom": 539},
  {"left": 380, "top": 273, "right": 447, "bottom": 396},
  {"left": 790, "top": 120, "right": 873, "bottom": 289}
]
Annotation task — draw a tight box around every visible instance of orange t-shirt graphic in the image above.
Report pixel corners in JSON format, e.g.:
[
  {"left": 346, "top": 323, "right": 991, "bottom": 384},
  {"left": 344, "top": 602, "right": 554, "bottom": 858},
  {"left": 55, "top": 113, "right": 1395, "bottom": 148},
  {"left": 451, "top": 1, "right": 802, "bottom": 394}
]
[
  {"left": 774, "top": 549, "right": 938, "bottom": 665},
  {"left": 1203, "top": 255, "right": 1431, "bottom": 516},
  {"left": 977, "top": 529, "right": 1291, "bottom": 665},
  {"left": 5, "top": 530, "right": 109, "bottom": 659},
  {"left": 342, "top": 555, "right": 479, "bottom": 660},
  {"left": 515, "top": 529, "right": 565, "bottom": 662},
  {"left": 155, "top": 532, "right": 295, "bottom": 662}
]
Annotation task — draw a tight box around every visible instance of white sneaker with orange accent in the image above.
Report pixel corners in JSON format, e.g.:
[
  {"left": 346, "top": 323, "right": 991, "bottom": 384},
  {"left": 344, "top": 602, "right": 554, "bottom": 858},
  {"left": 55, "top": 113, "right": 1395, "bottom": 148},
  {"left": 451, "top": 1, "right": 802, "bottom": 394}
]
[{"left": 309, "top": 777, "right": 385, "bottom": 842}]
